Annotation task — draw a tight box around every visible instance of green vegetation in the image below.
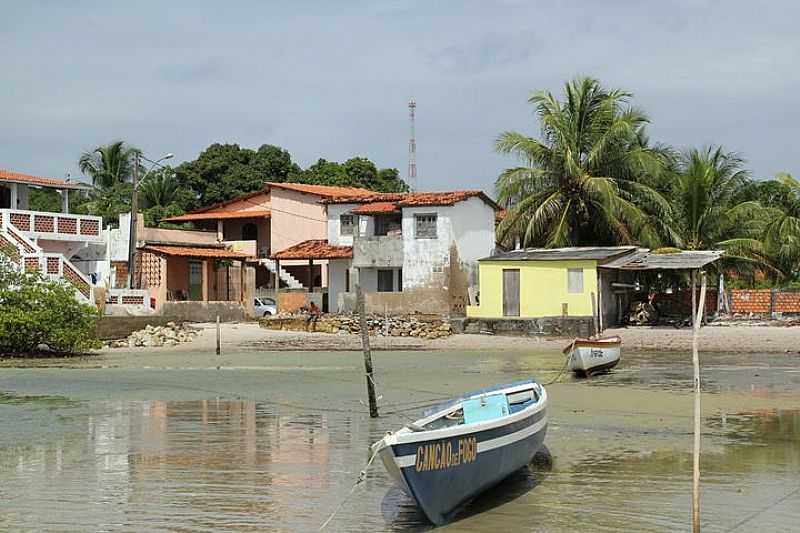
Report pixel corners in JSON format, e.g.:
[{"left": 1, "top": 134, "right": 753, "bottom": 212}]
[
  {"left": 497, "top": 76, "right": 799, "bottom": 285},
  {"left": 64, "top": 142, "right": 406, "bottom": 227},
  {"left": 173, "top": 143, "right": 406, "bottom": 211},
  {"left": 0, "top": 257, "right": 100, "bottom": 355}
]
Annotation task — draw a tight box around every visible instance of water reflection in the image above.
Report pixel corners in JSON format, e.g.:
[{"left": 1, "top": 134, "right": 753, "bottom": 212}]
[{"left": 0, "top": 395, "right": 798, "bottom": 532}]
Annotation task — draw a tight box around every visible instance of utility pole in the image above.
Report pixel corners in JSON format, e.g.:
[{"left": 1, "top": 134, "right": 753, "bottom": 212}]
[
  {"left": 356, "top": 284, "right": 379, "bottom": 418},
  {"left": 127, "top": 154, "right": 140, "bottom": 289}
]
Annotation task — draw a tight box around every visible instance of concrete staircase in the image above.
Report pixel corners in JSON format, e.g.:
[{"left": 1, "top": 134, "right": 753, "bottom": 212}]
[
  {"left": 0, "top": 217, "right": 94, "bottom": 304},
  {"left": 259, "top": 258, "right": 304, "bottom": 289}
]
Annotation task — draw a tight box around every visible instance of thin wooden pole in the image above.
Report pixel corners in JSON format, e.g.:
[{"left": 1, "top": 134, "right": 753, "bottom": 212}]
[
  {"left": 216, "top": 314, "right": 221, "bottom": 356},
  {"left": 590, "top": 291, "right": 598, "bottom": 337},
  {"left": 692, "top": 270, "right": 707, "bottom": 533},
  {"left": 356, "top": 284, "right": 378, "bottom": 418}
]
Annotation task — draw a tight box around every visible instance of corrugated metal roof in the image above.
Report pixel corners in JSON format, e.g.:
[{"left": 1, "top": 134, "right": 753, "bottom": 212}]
[
  {"left": 602, "top": 250, "right": 723, "bottom": 270},
  {"left": 481, "top": 246, "right": 638, "bottom": 262}
]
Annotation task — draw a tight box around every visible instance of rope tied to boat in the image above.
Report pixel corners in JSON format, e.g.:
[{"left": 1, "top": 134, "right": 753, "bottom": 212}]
[
  {"left": 318, "top": 446, "right": 381, "bottom": 531},
  {"left": 543, "top": 339, "right": 576, "bottom": 386}
]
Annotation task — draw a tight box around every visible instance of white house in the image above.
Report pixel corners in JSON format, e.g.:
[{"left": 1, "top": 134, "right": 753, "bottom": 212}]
[{"left": 319, "top": 190, "right": 498, "bottom": 315}]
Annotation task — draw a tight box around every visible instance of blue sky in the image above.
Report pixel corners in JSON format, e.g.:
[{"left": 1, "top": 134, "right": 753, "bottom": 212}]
[{"left": 1, "top": 1, "right": 797, "bottom": 193}]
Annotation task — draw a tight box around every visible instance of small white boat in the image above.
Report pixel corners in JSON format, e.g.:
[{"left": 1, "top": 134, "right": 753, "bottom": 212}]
[{"left": 563, "top": 335, "right": 622, "bottom": 377}]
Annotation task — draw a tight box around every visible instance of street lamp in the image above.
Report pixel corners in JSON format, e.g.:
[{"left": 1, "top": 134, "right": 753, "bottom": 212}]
[{"left": 127, "top": 152, "right": 174, "bottom": 289}]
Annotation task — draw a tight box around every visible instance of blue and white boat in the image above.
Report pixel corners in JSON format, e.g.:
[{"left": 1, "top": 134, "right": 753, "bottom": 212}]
[{"left": 372, "top": 379, "right": 548, "bottom": 525}]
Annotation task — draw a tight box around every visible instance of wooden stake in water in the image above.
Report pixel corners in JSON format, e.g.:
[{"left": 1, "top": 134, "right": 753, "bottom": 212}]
[
  {"left": 692, "top": 271, "right": 707, "bottom": 533},
  {"left": 216, "top": 315, "right": 221, "bottom": 356},
  {"left": 356, "top": 285, "right": 379, "bottom": 418}
]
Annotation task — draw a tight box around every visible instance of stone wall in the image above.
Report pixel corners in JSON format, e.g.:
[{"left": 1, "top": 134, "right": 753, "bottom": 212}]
[
  {"left": 261, "top": 313, "right": 453, "bottom": 339},
  {"left": 95, "top": 316, "right": 178, "bottom": 340},
  {"left": 456, "top": 316, "right": 594, "bottom": 338}
]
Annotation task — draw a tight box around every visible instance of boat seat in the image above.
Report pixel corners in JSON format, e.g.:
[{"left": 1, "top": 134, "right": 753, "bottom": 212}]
[
  {"left": 463, "top": 394, "right": 509, "bottom": 424},
  {"left": 509, "top": 399, "right": 534, "bottom": 413}
]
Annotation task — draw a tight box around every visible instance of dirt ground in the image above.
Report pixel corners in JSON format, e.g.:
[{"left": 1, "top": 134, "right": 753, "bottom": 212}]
[{"left": 112, "top": 322, "right": 800, "bottom": 355}]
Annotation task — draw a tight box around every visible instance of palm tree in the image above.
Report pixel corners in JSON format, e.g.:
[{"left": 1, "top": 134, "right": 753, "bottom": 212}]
[
  {"left": 495, "top": 76, "right": 671, "bottom": 248},
  {"left": 761, "top": 173, "right": 800, "bottom": 280},
  {"left": 78, "top": 141, "right": 140, "bottom": 188},
  {"left": 139, "top": 169, "right": 179, "bottom": 208},
  {"left": 668, "top": 147, "right": 758, "bottom": 250}
]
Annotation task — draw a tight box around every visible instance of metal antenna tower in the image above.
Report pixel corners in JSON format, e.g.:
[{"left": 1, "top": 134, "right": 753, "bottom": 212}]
[{"left": 407, "top": 98, "right": 417, "bottom": 191}]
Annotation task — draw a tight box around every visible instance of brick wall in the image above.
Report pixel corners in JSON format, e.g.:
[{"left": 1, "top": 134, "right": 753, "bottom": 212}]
[
  {"left": 651, "top": 288, "right": 800, "bottom": 316},
  {"left": 730, "top": 288, "right": 800, "bottom": 314},
  {"left": 774, "top": 290, "right": 800, "bottom": 313}
]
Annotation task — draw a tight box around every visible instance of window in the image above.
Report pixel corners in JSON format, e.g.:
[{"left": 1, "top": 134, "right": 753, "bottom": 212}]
[
  {"left": 415, "top": 214, "right": 437, "bottom": 239},
  {"left": 340, "top": 214, "right": 355, "bottom": 235},
  {"left": 242, "top": 223, "right": 258, "bottom": 241},
  {"left": 377, "top": 269, "right": 394, "bottom": 292},
  {"left": 567, "top": 268, "right": 584, "bottom": 293},
  {"left": 375, "top": 214, "right": 402, "bottom": 236}
]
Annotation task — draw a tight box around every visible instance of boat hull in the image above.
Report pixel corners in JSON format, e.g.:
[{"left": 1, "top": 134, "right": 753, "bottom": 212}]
[
  {"left": 378, "top": 404, "right": 547, "bottom": 525},
  {"left": 566, "top": 337, "right": 621, "bottom": 376}
]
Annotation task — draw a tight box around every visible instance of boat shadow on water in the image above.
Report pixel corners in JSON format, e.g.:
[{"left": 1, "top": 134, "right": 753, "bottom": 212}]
[{"left": 381, "top": 446, "right": 554, "bottom": 531}]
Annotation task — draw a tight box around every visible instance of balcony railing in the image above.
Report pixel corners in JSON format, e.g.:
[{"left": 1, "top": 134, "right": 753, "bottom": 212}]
[{"left": 0, "top": 209, "right": 103, "bottom": 242}]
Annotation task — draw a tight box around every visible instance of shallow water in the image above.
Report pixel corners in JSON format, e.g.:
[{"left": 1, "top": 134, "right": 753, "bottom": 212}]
[{"left": 0, "top": 349, "right": 798, "bottom": 532}]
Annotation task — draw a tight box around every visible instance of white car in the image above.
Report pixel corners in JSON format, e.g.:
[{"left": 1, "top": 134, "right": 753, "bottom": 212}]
[{"left": 254, "top": 297, "right": 277, "bottom": 317}]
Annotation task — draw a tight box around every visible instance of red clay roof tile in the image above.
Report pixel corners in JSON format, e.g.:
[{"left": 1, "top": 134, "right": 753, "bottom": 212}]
[
  {"left": 350, "top": 201, "right": 400, "bottom": 215},
  {"left": 323, "top": 190, "right": 500, "bottom": 210},
  {"left": 272, "top": 239, "right": 353, "bottom": 260},
  {"left": 267, "top": 182, "right": 374, "bottom": 198},
  {"left": 141, "top": 245, "right": 250, "bottom": 259},
  {"left": 164, "top": 209, "right": 271, "bottom": 222},
  {"left": 0, "top": 169, "right": 90, "bottom": 190}
]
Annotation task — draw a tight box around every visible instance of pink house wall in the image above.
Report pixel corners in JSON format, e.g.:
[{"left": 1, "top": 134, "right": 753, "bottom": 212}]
[
  {"left": 215, "top": 192, "right": 271, "bottom": 212},
  {"left": 269, "top": 188, "right": 328, "bottom": 253}
]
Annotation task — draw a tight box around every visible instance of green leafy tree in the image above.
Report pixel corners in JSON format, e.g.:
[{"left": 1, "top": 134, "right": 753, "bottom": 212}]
[
  {"left": 175, "top": 143, "right": 300, "bottom": 210},
  {"left": 667, "top": 147, "right": 759, "bottom": 250},
  {"left": 28, "top": 188, "right": 63, "bottom": 212},
  {"left": 295, "top": 157, "right": 407, "bottom": 192},
  {"left": 760, "top": 173, "right": 800, "bottom": 280},
  {"left": 495, "top": 76, "right": 671, "bottom": 248},
  {"left": 73, "top": 182, "right": 133, "bottom": 226},
  {"left": 138, "top": 168, "right": 195, "bottom": 227},
  {"left": 0, "top": 257, "right": 101, "bottom": 355},
  {"left": 78, "top": 141, "right": 140, "bottom": 188}
]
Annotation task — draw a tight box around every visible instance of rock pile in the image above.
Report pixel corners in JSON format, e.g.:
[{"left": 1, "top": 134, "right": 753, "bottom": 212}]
[
  {"left": 108, "top": 322, "right": 199, "bottom": 348},
  {"left": 261, "top": 313, "right": 453, "bottom": 339}
]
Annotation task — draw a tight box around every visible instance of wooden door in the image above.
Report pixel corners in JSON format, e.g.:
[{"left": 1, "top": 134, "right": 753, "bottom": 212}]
[
  {"left": 188, "top": 260, "right": 203, "bottom": 301},
  {"left": 503, "top": 269, "right": 520, "bottom": 317}
]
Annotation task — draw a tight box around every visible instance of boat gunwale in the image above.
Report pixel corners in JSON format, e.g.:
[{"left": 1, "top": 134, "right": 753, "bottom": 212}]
[
  {"left": 386, "top": 383, "right": 547, "bottom": 446},
  {"left": 563, "top": 335, "right": 622, "bottom": 354}
]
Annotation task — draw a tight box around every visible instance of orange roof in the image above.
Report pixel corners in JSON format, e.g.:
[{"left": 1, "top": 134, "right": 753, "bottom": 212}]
[
  {"left": 272, "top": 239, "right": 353, "bottom": 260},
  {"left": 164, "top": 209, "right": 270, "bottom": 222},
  {"left": 141, "top": 245, "right": 250, "bottom": 259},
  {"left": 323, "top": 190, "right": 500, "bottom": 210},
  {"left": 0, "top": 169, "right": 90, "bottom": 190},
  {"left": 351, "top": 202, "right": 399, "bottom": 215},
  {"left": 267, "top": 182, "right": 374, "bottom": 198}
]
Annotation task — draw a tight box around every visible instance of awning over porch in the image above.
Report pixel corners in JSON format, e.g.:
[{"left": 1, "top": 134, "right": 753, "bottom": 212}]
[
  {"left": 600, "top": 250, "right": 722, "bottom": 270},
  {"left": 141, "top": 244, "right": 250, "bottom": 260},
  {"left": 272, "top": 239, "right": 352, "bottom": 260}
]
